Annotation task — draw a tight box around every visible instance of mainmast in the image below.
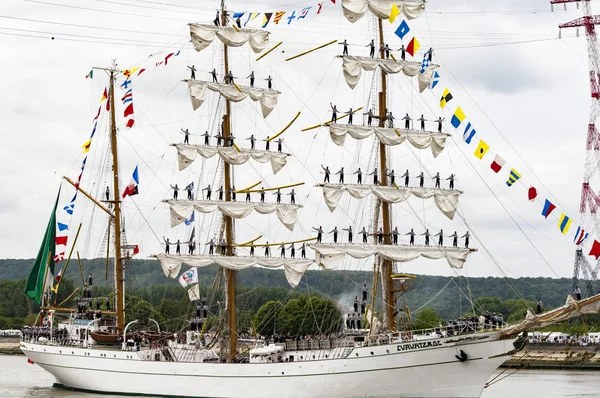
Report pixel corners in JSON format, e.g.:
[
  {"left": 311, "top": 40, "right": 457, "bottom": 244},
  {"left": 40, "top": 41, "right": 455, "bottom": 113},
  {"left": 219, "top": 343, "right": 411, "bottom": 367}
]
[
  {"left": 377, "top": 19, "right": 395, "bottom": 331},
  {"left": 220, "top": 0, "right": 237, "bottom": 361},
  {"left": 108, "top": 67, "right": 125, "bottom": 332}
]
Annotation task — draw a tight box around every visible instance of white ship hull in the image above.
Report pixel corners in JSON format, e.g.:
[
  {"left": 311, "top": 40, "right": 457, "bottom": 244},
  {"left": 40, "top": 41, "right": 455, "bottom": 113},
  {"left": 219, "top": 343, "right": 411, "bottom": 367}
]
[{"left": 21, "top": 334, "right": 516, "bottom": 398}]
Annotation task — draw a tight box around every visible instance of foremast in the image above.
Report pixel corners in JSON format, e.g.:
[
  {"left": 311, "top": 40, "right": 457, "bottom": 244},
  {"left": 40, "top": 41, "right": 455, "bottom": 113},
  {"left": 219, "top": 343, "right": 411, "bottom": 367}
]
[
  {"left": 376, "top": 18, "right": 394, "bottom": 331},
  {"left": 220, "top": 0, "right": 237, "bottom": 361},
  {"left": 108, "top": 67, "right": 126, "bottom": 332}
]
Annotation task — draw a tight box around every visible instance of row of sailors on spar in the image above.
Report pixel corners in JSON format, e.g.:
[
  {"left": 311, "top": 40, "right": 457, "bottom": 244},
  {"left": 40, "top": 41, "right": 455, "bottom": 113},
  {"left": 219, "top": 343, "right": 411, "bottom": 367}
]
[{"left": 321, "top": 166, "right": 457, "bottom": 189}]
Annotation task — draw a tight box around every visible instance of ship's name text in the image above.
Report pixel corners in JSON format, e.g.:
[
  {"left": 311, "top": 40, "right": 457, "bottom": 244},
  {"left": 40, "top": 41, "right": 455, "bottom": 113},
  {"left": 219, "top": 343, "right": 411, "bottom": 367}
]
[{"left": 397, "top": 340, "right": 442, "bottom": 351}]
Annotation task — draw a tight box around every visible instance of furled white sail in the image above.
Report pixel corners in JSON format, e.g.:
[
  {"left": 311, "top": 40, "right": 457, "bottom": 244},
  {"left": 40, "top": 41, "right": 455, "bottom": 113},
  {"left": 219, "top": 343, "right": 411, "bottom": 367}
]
[
  {"left": 189, "top": 24, "right": 269, "bottom": 53},
  {"left": 329, "top": 124, "right": 449, "bottom": 157},
  {"left": 186, "top": 80, "right": 280, "bottom": 118},
  {"left": 156, "top": 254, "right": 313, "bottom": 288},
  {"left": 172, "top": 144, "right": 289, "bottom": 174},
  {"left": 311, "top": 243, "right": 473, "bottom": 270},
  {"left": 320, "top": 184, "right": 461, "bottom": 219},
  {"left": 501, "top": 293, "right": 600, "bottom": 337},
  {"left": 342, "top": 0, "right": 426, "bottom": 22},
  {"left": 341, "top": 56, "right": 438, "bottom": 91},
  {"left": 167, "top": 200, "right": 301, "bottom": 231}
]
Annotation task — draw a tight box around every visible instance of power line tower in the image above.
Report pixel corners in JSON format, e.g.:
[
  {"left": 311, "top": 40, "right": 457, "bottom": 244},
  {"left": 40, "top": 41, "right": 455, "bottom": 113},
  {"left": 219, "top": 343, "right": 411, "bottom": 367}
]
[{"left": 552, "top": 0, "right": 600, "bottom": 296}]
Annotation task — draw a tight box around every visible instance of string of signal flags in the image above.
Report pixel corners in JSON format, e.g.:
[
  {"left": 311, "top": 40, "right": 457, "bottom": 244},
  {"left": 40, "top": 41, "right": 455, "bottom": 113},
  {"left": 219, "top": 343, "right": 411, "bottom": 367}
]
[
  {"left": 229, "top": 0, "right": 337, "bottom": 29},
  {"left": 429, "top": 61, "right": 600, "bottom": 260}
]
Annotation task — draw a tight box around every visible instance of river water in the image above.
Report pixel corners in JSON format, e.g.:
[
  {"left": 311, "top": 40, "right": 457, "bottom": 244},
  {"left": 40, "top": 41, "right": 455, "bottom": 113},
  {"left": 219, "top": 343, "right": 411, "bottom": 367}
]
[{"left": 0, "top": 355, "right": 598, "bottom": 397}]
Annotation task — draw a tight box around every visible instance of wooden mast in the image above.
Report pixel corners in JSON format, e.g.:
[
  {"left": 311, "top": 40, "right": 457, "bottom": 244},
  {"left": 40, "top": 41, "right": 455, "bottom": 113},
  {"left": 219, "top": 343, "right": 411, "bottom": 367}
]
[
  {"left": 377, "top": 19, "right": 395, "bottom": 331},
  {"left": 220, "top": 0, "right": 237, "bottom": 361},
  {"left": 108, "top": 68, "right": 125, "bottom": 332}
]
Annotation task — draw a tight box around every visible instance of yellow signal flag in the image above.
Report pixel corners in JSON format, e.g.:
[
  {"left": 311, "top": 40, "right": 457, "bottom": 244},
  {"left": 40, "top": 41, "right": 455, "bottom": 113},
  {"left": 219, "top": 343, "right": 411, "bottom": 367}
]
[
  {"left": 82, "top": 139, "right": 92, "bottom": 154},
  {"left": 389, "top": 4, "right": 400, "bottom": 23},
  {"left": 474, "top": 139, "right": 490, "bottom": 160},
  {"left": 440, "top": 88, "right": 453, "bottom": 109}
]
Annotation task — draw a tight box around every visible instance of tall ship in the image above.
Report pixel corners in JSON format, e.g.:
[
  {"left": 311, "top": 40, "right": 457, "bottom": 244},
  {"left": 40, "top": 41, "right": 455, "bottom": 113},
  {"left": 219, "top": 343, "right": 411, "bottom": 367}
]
[{"left": 19, "top": 1, "right": 600, "bottom": 397}]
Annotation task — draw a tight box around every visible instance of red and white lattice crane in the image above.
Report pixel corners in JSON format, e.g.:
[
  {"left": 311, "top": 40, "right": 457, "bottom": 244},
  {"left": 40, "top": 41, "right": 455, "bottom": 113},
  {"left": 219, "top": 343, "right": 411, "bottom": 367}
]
[{"left": 552, "top": 0, "right": 600, "bottom": 295}]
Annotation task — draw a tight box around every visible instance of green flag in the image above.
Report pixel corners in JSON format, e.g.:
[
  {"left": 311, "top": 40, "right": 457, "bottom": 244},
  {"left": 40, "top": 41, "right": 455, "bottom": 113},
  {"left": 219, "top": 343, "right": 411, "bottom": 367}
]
[{"left": 25, "top": 189, "right": 60, "bottom": 305}]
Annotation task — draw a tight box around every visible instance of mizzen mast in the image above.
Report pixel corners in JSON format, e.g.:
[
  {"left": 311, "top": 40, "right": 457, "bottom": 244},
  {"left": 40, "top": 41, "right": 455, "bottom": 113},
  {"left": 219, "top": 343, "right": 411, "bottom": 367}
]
[{"left": 220, "top": 0, "right": 237, "bottom": 361}]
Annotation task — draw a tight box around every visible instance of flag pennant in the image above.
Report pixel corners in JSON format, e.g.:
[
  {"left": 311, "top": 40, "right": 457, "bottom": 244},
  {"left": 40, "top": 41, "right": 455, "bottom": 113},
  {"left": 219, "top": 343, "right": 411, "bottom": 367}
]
[
  {"left": 317, "top": 3, "right": 323, "bottom": 14},
  {"left": 558, "top": 213, "right": 573, "bottom": 235},
  {"left": 574, "top": 226, "right": 589, "bottom": 245},
  {"left": 541, "top": 199, "right": 556, "bottom": 218},
  {"left": 179, "top": 268, "right": 199, "bottom": 288},
  {"left": 463, "top": 122, "right": 477, "bottom": 144},
  {"left": 101, "top": 88, "right": 108, "bottom": 101},
  {"left": 185, "top": 211, "right": 195, "bottom": 226},
  {"left": 287, "top": 10, "right": 297, "bottom": 24},
  {"left": 262, "top": 12, "right": 273, "bottom": 28},
  {"left": 273, "top": 11, "right": 286, "bottom": 24},
  {"left": 440, "top": 88, "right": 453, "bottom": 109},
  {"left": 490, "top": 155, "right": 505, "bottom": 173},
  {"left": 163, "top": 50, "right": 180, "bottom": 66},
  {"left": 63, "top": 203, "right": 74, "bottom": 216},
  {"left": 55, "top": 236, "right": 68, "bottom": 246},
  {"left": 92, "top": 106, "right": 101, "bottom": 122},
  {"left": 122, "top": 89, "right": 133, "bottom": 103},
  {"left": 298, "top": 7, "right": 311, "bottom": 19},
  {"left": 245, "top": 12, "right": 260, "bottom": 26},
  {"left": 394, "top": 20, "right": 410, "bottom": 40},
  {"left": 122, "top": 166, "right": 139, "bottom": 198},
  {"left": 506, "top": 168, "right": 521, "bottom": 187},
  {"left": 82, "top": 139, "right": 91, "bottom": 154},
  {"left": 589, "top": 240, "right": 600, "bottom": 259},
  {"left": 55, "top": 267, "right": 63, "bottom": 282},
  {"left": 451, "top": 106, "right": 465, "bottom": 128},
  {"left": 121, "top": 79, "right": 131, "bottom": 89},
  {"left": 429, "top": 71, "right": 440, "bottom": 90},
  {"left": 406, "top": 36, "right": 420, "bottom": 56},
  {"left": 57, "top": 222, "right": 69, "bottom": 231},
  {"left": 528, "top": 186, "right": 538, "bottom": 202},
  {"left": 389, "top": 3, "right": 400, "bottom": 23},
  {"left": 232, "top": 12, "right": 245, "bottom": 19},
  {"left": 85, "top": 70, "right": 93, "bottom": 79},
  {"left": 124, "top": 103, "right": 134, "bottom": 118},
  {"left": 473, "top": 139, "right": 489, "bottom": 160},
  {"left": 137, "top": 68, "right": 146, "bottom": 76},
  {"left": 53, "top": 252, "right": 65, "bottom": 264},
  {"left": 133, "top": 245, "right": 140, "bottom": 255},
  {"left": 419, "top": 53, "right": 430, "bottom": 74}
]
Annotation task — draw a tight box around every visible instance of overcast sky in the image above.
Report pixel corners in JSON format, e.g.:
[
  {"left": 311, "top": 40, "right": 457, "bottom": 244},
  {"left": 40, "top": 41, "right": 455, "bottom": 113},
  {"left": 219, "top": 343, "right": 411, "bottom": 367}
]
[{"left": 2, "top": 0, "right": 599, "bottom": 281}]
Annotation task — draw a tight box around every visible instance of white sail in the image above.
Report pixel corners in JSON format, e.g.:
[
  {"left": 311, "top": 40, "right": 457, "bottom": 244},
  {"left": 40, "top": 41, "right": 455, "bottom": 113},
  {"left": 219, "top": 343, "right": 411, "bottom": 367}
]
[
  {"left": 186, "top": 80, "right": 280, "bottom": 118},
  {"left": 320, "top": 184, "right": 461, "bottom": 219},
  {"left": 329, "top": 124, "right": 449, "bottom": 157},
  {"left": 156, "top": 254, "right": 313, "bottom": 288},
  {"left": 311, "top": 243, "right": 473, "bottom": 270},
  {"left": 189, "top": 24, "right": 269, "bottom": 53},
  {"left": 501, "top": 293, "right": 600, "bottom": 337},
  {"left": 172, "top": 144, "right": 289, "bottom": 174},
  {"left": 342, "top": 0, "right": 426, "bottom": 22},
  {"left": 341, "top": 56, "right": 438, "bottom": 91},
  {"left": 167, "top": 200, "right": 301, "bottom": 231}
]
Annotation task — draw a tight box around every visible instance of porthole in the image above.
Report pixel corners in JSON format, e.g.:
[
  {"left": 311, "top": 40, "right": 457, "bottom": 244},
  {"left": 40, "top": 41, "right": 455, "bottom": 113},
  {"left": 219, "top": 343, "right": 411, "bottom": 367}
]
[
  {"left": 370, "top": 351, "right": 374, "bottom": 355},
  {"left": 355, "top": 353, "right": 359, "bottom": 357},
  {"left": 386, "top": 350, "right": 390, "bottom": 353}
]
